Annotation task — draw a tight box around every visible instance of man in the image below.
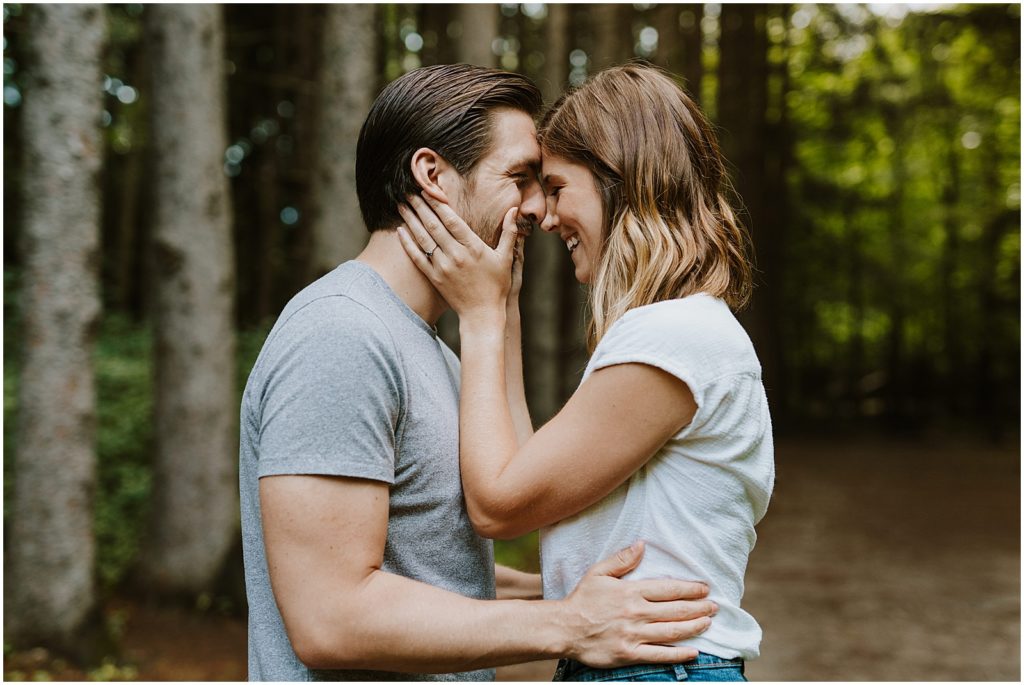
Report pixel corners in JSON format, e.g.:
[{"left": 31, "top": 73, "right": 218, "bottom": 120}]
[{"left": 240, "top": 64, "right": 716, "bottom": 681}]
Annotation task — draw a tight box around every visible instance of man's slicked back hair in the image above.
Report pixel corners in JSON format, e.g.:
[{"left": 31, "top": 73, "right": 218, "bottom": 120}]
[{"left": 356, "top": 64, "right": 543, "bottom": 232}]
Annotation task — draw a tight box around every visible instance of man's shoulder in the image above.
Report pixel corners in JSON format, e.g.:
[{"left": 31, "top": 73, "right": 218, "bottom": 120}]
[{"left": 274, "top": 264, "right": 396, "bottom": 343}]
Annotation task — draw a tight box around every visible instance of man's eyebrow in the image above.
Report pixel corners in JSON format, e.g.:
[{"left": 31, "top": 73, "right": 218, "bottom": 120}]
[{"left": 508, "top": 157, "right": 541, "bottom": 174}]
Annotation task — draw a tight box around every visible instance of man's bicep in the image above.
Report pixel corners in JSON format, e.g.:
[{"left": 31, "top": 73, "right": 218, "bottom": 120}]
[{"left": 260, "top": 475, "right": 389, "bottom": 648}]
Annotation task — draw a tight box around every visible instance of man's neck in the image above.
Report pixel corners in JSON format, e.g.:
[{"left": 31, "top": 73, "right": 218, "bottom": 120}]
[{"left": 355, "top": 229, "right": 448, "bottom": 326}]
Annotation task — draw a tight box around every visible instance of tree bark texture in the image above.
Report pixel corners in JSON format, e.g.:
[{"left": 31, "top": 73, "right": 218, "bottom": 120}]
[
  {"left": 590, "top": 3, "right": 634, "bottom": 71},
  {"left": 454, "top": 4, "right": 499, "bottom": 67},
  {"left": 540, "top": 3, "right": 570, "bottom": 104},
  {"left": 654, "top": 4, "right": 703, "bottom": 100},
  {"left": 308, "top": 4, "right": 377, "bottom": 278},
  {"left": 419, "top": 3, "right": 456, "bottom": 66},
  {"left": 139, "top": 4, "right": 238, "bottom": 595},
  {"left": 8, "top": 3, "right": 106, "bottom": 649}
]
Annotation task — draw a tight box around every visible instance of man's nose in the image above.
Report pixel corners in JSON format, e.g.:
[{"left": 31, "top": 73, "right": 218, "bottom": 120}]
[{"left": 519, "top": 180, "right": 547, "bottom": 226}]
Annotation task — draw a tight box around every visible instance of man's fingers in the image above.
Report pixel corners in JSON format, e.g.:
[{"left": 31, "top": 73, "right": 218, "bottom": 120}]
[
  {"left": 406, "top": 194, "right": 462, "bottom": 254},
  {"left": 636, "top": 616, "right": 713, "bottom": 645},
  {"left": 643, "top": 599, "right": 718, "bottom": 622},
  {"left": 636, "top": 579, "right": 710, "bottom": 602},
  {"left": 419, "top": 192, "right": 480, "bottom": 246},
  {"left": 586, "top": 541, "right": 645, "bottom": 579},
  {"left": 630, "top": 644, "right": 701, "bottom": 665}
]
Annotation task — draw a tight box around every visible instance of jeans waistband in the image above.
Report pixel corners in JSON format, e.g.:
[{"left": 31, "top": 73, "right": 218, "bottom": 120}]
[{"left": 554, "top": 652, "right": 745, "bottom": 681}]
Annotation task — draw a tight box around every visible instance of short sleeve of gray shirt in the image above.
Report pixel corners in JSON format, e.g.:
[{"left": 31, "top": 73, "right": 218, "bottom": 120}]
[{"left": 255, "top": 295, "right": 403, "bottom": 484}]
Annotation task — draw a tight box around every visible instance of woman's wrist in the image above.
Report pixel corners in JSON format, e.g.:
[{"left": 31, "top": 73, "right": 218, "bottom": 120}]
[{"left": 458, "top": 309, "right": 507, "bottom": 339}]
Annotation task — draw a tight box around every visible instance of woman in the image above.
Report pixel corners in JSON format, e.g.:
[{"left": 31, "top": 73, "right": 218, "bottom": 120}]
[{"left": 398, "top": 64, "right": 773, "bottom": 682}]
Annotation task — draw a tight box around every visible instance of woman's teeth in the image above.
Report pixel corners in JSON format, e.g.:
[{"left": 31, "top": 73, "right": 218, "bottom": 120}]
[{"left": 565, "top": 235, "right": 580, "bottom": 252}]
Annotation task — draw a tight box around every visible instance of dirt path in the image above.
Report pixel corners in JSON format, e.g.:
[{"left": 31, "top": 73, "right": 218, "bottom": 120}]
[
  {"left": 498, "top": 436, "right": 1020, "bottom": 682},
  {"left": 5, "top": 437, "right": 1017, "bottom": 681},
  {"left": 741, "top": 436, "right": 1019, "bottom": 681}
]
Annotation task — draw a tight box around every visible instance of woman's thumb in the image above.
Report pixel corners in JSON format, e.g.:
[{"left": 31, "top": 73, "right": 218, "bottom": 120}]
[{"left": 497, "top": 207, "right": 518, "bottom": 258}]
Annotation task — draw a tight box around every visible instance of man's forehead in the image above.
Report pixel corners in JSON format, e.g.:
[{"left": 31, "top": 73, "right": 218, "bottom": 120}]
[{"left": 487, "top": 110, "right": 541, "bottom": 167}]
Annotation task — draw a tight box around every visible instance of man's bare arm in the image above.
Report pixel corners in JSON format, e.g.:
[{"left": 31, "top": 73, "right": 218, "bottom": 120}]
[{"left": 262, "top": 475, "right": 715, "bottom": 673}]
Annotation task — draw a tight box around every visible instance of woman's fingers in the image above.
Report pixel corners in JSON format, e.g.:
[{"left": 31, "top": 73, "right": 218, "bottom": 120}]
[
  {"left": 397, "top": 203, "right": 445, "bottom": 258},
  {"left": 396, "top": 225, "right": 438, "bottom": 277},
  {"left": 496, "top": 207, "right": 519, "bottom": 262},
  {"left": 407, "top": 194, "right": 466, "bottom": 254},
  {"left": 418, "top": 192, "right": 482, "bottom": 246}
]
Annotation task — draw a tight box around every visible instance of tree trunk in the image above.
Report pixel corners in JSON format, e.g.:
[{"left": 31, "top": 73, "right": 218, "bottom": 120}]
[
  {"left": 653, "top": 2, "right": 703, "bottom": 99},
  {"left": 680, "top": 5, "right": 704, "bottom": 101},
  {"left": 517, "top": 4, "right": 571, "bottom": 425},
  {"left": 8, "top": 3, "right": 106, "bottom": 651},
  {"left": 138, "top": 4, "right": 238, "bottom": 595},
  {"left": 308, "top": 4, "right": 377, "bottom": 279},
  {"left": 541, "top": 2, "right": 570, "bottom": 103},
  {"left": 454, "top": 4, "right": 499, "bottom": 67},
  {"left": 937, "top": 117, "right": 962, "bottom": 419},
  {"left": 420, "top": 3, "right": 456, "bottom": 66},
  {"left": 284, "top": 5, "right": 324, "bottom": 302},
  {"left": 590, "top": 3, "right": 634, "bottom": 71},
  {"left": 718, "top": 5, "right": 778, "bottom": 408}
]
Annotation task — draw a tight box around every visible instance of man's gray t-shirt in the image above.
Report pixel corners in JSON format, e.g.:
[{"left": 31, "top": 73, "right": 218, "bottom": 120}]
[{"left": 240, "top": 261, "right": 496, "bottom": 681}]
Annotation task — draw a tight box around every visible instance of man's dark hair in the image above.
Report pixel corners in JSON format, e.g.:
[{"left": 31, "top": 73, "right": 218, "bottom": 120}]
[{"left": 356, "top": 64, "right": 543, "bottom": 232}]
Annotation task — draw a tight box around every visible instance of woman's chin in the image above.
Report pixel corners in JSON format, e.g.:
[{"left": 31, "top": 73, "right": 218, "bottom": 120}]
[{"left": 569, "top": 249, "right": 590, "bottom": 284}]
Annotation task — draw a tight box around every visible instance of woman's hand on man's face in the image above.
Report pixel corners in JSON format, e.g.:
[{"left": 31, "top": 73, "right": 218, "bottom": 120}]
[{"left": 397, "top": 193, "right": 520, "bottom": 327}]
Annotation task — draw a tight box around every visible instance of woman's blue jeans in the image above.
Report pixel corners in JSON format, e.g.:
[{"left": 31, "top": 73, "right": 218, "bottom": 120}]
[{"left": 552, "top": 652, "right": 746, "bottom": 682}]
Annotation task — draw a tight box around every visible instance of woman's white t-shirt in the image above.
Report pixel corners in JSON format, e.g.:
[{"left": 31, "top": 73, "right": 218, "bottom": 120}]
[{"left": 540, "top": 294, "right": 774, "bottom": 660}]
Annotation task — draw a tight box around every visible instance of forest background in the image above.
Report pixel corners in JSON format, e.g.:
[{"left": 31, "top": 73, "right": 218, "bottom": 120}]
[{"left": 2, "top": 2, "right": 1020, "bottom": 681}]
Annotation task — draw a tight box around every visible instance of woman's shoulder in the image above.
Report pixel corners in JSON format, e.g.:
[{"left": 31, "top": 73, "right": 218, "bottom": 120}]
[
  {"left": 614, "top": 294, "right": 744, "bottom": 342},
  {"left": 596, "top": 294, "right": 760, "bottom": 379}
]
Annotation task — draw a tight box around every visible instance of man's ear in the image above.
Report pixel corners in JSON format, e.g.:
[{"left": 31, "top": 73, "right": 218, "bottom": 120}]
[{"left": 410, "top": 148, "right": 454, "bottom": 205}]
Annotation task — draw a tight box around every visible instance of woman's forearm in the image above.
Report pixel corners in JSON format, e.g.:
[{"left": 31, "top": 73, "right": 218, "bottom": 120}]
[
  {"left": 458, "top": 313, "right": 521, "bottom": 533},
  {"left": 503, "top": 306, "right": 534, "bottom": 446}
]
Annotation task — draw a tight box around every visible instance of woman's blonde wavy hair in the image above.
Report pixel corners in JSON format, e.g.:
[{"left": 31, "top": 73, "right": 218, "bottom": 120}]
[{"left": 539, "top": 63, "right": 752, "bottom": 351}]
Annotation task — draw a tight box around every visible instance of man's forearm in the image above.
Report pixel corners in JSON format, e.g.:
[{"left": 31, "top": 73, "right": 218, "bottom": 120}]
[{"left": 292, "top": 567, "right": 568, "bottom": 673}]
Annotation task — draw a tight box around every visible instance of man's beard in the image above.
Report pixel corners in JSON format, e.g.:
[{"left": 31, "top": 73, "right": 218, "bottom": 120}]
[{"left": 460, "top": 197, "right": 535, "bottom": 247}]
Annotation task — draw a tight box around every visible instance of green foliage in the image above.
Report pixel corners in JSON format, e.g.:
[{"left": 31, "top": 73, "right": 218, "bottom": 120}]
[
  {"left": 93, "top": 314, "right": 153, "bottom": 589},
  {"left": 494, "top": 532, "right": 541, "bottom": 573},
  {"left": 779, "top": 3, "right": 1020, "bottom": 424}
]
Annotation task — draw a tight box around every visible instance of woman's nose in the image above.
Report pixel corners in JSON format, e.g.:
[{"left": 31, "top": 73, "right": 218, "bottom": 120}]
[{"left": 540, "top": 197, "right": 558, "bottom": 232}]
